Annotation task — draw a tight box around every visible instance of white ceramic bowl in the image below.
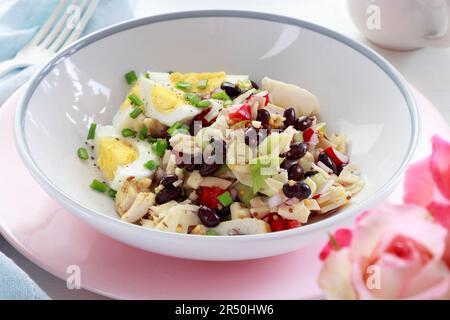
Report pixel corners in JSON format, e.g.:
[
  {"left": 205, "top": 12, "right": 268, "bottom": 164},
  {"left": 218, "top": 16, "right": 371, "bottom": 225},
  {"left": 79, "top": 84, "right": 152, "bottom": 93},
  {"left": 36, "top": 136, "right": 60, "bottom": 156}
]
[{"left": 15, "top": 11, "right": 419, "bottom": 261}]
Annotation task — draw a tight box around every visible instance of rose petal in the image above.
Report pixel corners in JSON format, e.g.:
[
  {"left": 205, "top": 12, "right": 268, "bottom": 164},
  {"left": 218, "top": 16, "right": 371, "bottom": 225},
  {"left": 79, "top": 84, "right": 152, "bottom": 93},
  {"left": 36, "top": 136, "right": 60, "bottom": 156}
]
[
  {"left": 352, "top": 255, "right": 450, "bottom": 300},
  {"left": 403, "top": 157, "right": 435, "bottom": 207},
  {"left": 430, "top": 135, "right": 450, "bottom": 200},
  {"left": 428, "top": 202, "right": 450, "bottom": 268},
  {"left": 352, "top": 205, "right": 447, "bottom": 260},
  {"left": 318, "top": 249, "right": 357, "bottom": 300},
  {"left": 319, "top": 228, "right": 353, "bottom": 261},
  {"left": 405, "top": 259, "right": 450, "bottom": 299}
]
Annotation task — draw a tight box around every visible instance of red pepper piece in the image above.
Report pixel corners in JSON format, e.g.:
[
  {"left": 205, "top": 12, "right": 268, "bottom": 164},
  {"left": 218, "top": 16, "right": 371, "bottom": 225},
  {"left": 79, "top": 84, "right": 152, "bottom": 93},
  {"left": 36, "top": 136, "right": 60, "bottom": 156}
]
[
  {"left": 198, "top": 186, "right": 225, "bottom": 209},
  {"left": 228, "top": 103, "right": 252, "bottom": 121}
]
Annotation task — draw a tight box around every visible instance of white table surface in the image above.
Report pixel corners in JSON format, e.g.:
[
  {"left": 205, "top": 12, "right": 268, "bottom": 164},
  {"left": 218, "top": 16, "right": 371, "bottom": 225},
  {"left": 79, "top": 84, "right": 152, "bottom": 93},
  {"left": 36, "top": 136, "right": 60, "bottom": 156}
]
[{"left": 1, "top": 0, "right": 450, "bottom": 300}]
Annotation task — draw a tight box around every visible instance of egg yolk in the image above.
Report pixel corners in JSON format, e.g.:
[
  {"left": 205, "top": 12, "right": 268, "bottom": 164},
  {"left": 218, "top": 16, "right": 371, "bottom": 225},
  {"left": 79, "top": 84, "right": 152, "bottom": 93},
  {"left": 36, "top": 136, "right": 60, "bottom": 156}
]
[
  {"left": 169, "top": 72, "right": 226, "bottom": 93},
  {"left": 97, "top": 137, "right": 138, "bottom": 181},
  {"left": 120, "top": 83, "right": 140, "bottom": 111},
  {"left": 151, "top": 85, "right": 184, "bottom": 114}
]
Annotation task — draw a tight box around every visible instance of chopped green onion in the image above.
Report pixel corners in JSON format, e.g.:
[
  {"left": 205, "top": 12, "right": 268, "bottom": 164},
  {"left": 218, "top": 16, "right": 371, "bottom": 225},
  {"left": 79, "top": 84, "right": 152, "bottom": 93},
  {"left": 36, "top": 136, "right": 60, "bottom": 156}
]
[
  {"left": 206, "top": 230, "right": 219, "bottom": 236},
  {"left": 185, "top": 93, "right": 211, "bottom": 109},
  {"left": 211, "top": 91, "right": 231, "bottom": 101},
  {"left": 144, "top": 72, "right": 150, "bottom": 79},
  {"left": 139, "top": 125, "right": 148, "bottom": 140},
  {"left": 87, "top": 123, "right": 97, "bottom": 140},
  {"left": 236, "top": 79, "right": 252, "bottom": 92},
  {"left": 217, "top": 191, "right": 233, "bottom": 207},
  {"left": 77, "top": 147, "right": 89, "bottom": 160},
  {"left": 167, "top": 121, "right": 189, "bottom": 136},
  {"left": 197, "top": 79, "right": 208, "bottom": 90},
  {"left": 144, "top": 160, "right": 158, "bottom": 170},
  {"left": 223, "top": 99, "right": 233, "bottom": 108},
  {"left": 129, "top": 107, "right": 143, "bottom": 119},
  {"left": 122, "top": 128, "right": 136, "bottom": 138},
  {"left": 196, "top": 99, "right": 211, "bottom": 108},
  {"left": 90, "top": 179, "right": 108, "bottom": 193},
  {"left": 125, "top": 70, "right": 138, "bottom": 85},
  {"left": 147, "top": 136, "right": 157, "bottom": 144},
  {"left": 185, "top": 93, "right": 201, "bottom": 106},
  {"left": 108, "top": 188, "right": 117, "bottom": 199},
  {"left": 168, "top": 70, "right": 175, "bottom": 74},
  {"left": 128, "top": 93, "right": 144, "bottom": 106},
  {"left": 175, "top": 81, "right": 192, "bottom": 91},
  {"left": 153, "top": 138, "right": 168, "bottom": 157}
]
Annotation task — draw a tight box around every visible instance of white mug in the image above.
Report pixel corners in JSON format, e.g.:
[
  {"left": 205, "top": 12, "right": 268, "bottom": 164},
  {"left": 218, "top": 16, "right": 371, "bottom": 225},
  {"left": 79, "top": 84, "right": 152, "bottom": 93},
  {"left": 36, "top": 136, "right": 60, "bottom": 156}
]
[{"left": 347, "top": 0, "right": 450, "bottom": 50}]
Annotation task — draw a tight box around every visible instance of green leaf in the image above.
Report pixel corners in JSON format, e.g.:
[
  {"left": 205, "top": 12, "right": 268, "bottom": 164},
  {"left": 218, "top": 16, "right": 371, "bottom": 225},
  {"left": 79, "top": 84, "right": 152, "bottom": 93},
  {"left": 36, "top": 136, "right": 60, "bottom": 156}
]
[
  {"left": 249, "top": 155, "right": 281, "bottom": 194},
  {"left": 328, "top": 232, "right": 340, "bottom": 251}
]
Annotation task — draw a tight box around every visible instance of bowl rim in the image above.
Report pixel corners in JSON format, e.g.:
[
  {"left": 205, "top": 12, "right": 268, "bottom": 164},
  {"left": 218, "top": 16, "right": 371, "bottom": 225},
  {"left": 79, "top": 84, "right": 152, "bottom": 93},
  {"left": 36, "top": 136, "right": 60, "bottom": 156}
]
[{"left": 14, "top": 10, "right": 420, "bottom": 242}]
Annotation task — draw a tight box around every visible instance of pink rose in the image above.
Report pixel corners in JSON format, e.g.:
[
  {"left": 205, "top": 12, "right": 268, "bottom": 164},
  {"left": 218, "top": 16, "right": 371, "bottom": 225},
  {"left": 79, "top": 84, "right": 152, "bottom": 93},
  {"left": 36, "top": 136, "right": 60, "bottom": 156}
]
[
  {"left": 404, "top": 135, "right": 450, "bottom": 267},
  {"left": 319, "top": 228, "right": 352, "bottom": 261},
  {"left": 318, "top": 205, "right": 450, "bottom": 299}
]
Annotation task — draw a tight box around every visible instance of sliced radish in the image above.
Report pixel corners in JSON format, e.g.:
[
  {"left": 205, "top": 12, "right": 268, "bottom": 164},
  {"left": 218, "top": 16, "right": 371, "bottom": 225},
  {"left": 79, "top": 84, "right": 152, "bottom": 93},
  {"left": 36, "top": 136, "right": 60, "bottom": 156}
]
[
  {"left": 303, "top": 128, "right": 319, "bottom": 145},
  {"left": 247, "top": 90, "right": 269, "bottom": 108},
  {"left": 317, "top": 161, "right": 333, "bottom": 174},
  {"left": 228, "top": 103, "right": 252, "bottom": 121},
  {"left": 324, "top": 147, "right": 349, "bottom": 167}
]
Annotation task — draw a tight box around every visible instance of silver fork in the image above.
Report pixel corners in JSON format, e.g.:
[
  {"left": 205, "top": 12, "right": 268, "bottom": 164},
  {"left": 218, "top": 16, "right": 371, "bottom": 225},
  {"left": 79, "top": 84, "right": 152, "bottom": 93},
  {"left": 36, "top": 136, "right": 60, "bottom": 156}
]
[{"left": 0, "top": 0, "right": 98, "bottom": 79}]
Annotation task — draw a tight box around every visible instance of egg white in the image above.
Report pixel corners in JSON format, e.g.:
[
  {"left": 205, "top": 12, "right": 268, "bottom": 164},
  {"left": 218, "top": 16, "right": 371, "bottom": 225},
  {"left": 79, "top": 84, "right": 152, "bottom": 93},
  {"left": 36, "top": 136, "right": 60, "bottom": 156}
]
[
  {"left": 112, "top": 104, "right": 144, "bottom": 132},
  {"left": 93, "top": 125, "right": 159, "bottom": 190}
]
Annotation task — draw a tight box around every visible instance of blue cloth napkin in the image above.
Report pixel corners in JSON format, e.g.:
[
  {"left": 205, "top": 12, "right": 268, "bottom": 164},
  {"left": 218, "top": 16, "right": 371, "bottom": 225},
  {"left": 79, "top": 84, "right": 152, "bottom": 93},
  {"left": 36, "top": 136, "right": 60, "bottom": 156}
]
[
  {"left": 0, "top": 0, "right": 134, "bottom": 105},
  {"left": 0, "top": 251, "right": 48, "bottom": 300},
  {"left": 0, "top": 0, "right": 134, "bottom": 299}
]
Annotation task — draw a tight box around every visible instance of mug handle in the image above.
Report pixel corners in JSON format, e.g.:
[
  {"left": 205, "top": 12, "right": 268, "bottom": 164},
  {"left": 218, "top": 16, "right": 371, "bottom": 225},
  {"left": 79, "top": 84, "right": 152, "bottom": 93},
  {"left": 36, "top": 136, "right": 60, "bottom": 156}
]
[{"left": 422, "top": 0, "right": 450, "bottom": 47}]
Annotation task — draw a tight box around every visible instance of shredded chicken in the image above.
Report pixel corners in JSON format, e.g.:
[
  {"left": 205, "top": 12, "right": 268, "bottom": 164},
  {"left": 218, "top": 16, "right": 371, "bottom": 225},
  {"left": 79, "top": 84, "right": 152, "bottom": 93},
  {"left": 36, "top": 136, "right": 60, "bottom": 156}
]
[
  {"left": 115, "top": 177, "right": 151, "bottom": 216},
  {"left": 121, "top": 192, "right": 156, "bottom": 223}
]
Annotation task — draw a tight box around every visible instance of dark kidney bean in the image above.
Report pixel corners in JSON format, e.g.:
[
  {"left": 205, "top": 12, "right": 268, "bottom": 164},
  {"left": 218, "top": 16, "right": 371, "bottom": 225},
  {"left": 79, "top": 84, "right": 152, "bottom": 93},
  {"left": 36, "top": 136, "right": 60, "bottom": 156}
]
[
  {"left": 199, "top": 160, "right": 222, "bottom": 176},
  {"left": 184, "top": 162, "right": 196, "bottom": 171},
  {"left": 244, "top": 127, "right": 266, "bottom": 147},
  {"left": 189, "top": 119, "right": 203, "bottom": 136},
  {"left": 183, "top": 153, "right": 202, "bottom": 171},
  {"left": 283, "top": 107, "right": 296, "bottom": 127},
  {"left": 217, "top": 206, "right": 231, "bottom": 220},
  {"left": 221, "top": 82, "right": 241, "bottom": 99},
  {"left": 294, "top": 116, "right": 313, "bottom": 131},
  {"left": 285, "top": 142, "right": 308, "bottom": 160},
  {"left": 210, "top": 137, "right": 227, "bottom": 162},
  {"left": 304, "top": 171, "right": 319, "bottom": 178},
  {"left": 281, "top": 158, "right": 299, "bottom": 170},
  {"left": 288, "top": 164, "right": 304, "bottom": 181},
  {"left": 257, "top": 128, "right": 268, "bottom": 143},
  {"left": 319, "top": 152, "right": 338, "bottom": 174},
  {"left": 155, "top": 186, "right": 183, "bottom": 205},
  {"left": 198, "top": 206, "right": 221, "bottom": 227},
  {"left": 256, "top": 109, "right": 271, "bottom": 128},
  {"left": 245, "top": 127, "right": 257, "bottom": 146},
  {"left": 250, "top": 80, "right": 259, "bottom": 90},
  {"left": 283, "top": 182, "right": 311, "bottom": 200},
  {"left": 160, "top": 175, "right": 178, "bottom": 187}
]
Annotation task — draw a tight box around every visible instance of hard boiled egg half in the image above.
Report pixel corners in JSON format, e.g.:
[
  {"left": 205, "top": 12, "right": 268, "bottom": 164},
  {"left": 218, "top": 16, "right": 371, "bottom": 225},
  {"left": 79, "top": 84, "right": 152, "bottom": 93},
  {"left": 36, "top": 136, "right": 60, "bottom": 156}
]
[
  {"left": 92, "top": 125, "right": 159, "bottom": 190},
  {"left": 139, "top": 77, "right": 202, "bottom": 127},
  {"left": 137, "top": 72, "right": 249, "bottom": 127}
]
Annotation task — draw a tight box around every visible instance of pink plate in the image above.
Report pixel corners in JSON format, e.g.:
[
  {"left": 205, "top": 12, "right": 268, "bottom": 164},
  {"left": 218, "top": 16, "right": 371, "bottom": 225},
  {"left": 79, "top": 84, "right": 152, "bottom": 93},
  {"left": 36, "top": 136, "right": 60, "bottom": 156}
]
[{"left": 0, "top": 86, "right": 449, "bottom": 299}]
